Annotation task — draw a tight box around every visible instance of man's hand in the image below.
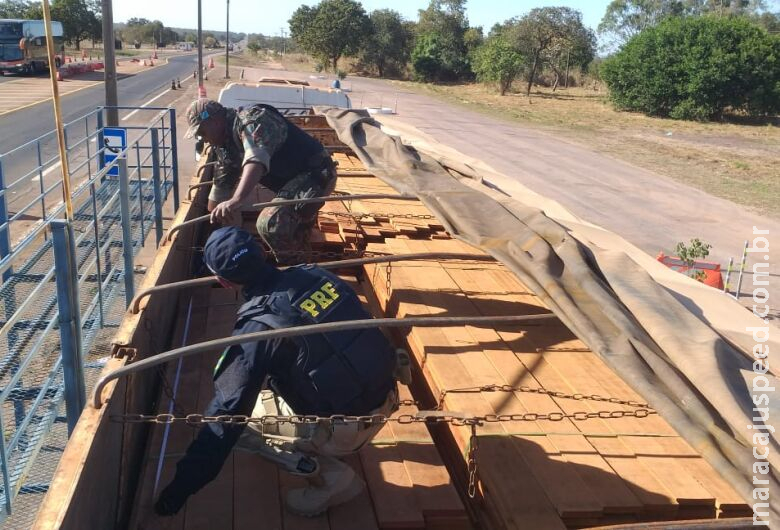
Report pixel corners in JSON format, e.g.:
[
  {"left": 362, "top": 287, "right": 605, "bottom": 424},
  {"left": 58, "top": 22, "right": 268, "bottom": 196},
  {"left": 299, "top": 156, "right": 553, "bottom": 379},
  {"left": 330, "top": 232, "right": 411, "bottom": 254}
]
[{"left": 210, "top": 199, "right": 240, "bottom": 225}]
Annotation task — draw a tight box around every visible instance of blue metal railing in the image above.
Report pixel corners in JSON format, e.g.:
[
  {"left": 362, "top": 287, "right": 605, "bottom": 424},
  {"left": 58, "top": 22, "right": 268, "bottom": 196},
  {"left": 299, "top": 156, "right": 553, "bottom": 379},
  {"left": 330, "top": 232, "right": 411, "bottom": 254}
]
[{"left": 0, "top": 106, "right": 179, "bottom": 522}]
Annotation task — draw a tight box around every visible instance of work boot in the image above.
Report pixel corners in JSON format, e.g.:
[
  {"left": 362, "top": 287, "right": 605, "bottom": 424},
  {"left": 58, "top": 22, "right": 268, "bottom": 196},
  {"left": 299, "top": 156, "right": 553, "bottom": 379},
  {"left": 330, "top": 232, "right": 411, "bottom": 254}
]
[{"left": 285, "top": 457, "right": 365, "bottom": 517}]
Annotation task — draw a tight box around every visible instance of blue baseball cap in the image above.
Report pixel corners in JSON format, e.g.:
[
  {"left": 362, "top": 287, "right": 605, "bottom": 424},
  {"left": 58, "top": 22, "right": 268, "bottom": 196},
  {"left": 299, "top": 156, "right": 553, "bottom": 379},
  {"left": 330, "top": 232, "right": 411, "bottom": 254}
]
[{"left": 203, "top": 227, "right": 265, "bottom": 283}]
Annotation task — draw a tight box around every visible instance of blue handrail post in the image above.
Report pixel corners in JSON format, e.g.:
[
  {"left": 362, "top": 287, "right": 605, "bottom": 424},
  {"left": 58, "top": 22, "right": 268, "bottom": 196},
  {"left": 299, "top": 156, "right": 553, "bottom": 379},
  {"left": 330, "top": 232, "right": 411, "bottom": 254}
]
[
  {"left": 51, "top": 220, "right": 86, "bottom": 436},
  {"left": 169, "top": 108, "right": 180, "bottom": 210},
  {"left": 150, "top": 129, "right": 164, "bottom": 246},
  {"left": 0, "top": 159, "right": 13, "bottom": 283},
  {"left": 118, "top": 158, "right": 136, "bottom": 307}
]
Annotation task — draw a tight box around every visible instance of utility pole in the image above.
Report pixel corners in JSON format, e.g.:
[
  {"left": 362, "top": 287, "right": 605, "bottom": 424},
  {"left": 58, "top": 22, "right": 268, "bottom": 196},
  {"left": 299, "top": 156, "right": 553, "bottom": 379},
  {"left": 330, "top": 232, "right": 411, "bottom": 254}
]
[
  {"left": 101, "top": 0, "right": 118, "bottom": 126},
  {"left": 225, "top": 0, "right": 230, "bottom": 79},
  {"left": 197, "top": 0, "right": 203, "bottom": 92}
]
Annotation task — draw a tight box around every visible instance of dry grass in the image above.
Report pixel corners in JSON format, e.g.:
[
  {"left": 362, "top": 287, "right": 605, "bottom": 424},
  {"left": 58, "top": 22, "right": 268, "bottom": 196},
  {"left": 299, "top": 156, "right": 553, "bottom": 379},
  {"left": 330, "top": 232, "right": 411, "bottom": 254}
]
[{"left": 392, "top": 80, "right": 780, "bottom": 218}]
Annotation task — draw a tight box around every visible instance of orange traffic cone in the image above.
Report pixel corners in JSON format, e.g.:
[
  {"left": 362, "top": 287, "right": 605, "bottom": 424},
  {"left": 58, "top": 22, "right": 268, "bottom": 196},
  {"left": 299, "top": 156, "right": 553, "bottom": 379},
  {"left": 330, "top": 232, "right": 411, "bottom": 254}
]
[
  {"left": 208, "top": 57, "right": 214, "bottom": 69},
  {"left": 56, "top": 70, "right": 63, "bottom": 81}
]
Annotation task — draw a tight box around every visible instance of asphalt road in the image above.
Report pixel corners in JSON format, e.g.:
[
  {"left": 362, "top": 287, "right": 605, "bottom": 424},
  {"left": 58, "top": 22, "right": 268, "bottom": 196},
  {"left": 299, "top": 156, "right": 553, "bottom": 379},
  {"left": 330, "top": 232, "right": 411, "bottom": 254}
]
[
  {"left": 0, "top": 54, "right": 198, "bottom": 157},
  {"left": 0, "top": 54, "right": 199, "bottom": 244}
]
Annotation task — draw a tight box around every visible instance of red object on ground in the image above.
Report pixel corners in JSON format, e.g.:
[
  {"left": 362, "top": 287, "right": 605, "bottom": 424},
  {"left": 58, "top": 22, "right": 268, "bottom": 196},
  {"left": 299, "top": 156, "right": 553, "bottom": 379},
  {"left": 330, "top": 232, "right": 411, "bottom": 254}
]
[
  {"left": 56, "top": 69, "right": 63, "bottom": 81},
  {"left": 656, "top": 252, "right": 723, "bottom": 289},
  {"left": 208, "top": 57, "right": 214, "bottom": 69}
]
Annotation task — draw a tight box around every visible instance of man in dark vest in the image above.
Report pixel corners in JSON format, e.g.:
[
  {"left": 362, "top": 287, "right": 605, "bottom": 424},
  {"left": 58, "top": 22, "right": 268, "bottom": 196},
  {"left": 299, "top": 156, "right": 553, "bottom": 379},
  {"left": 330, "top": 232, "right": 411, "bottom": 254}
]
[
  {"left": 154, "top": 227, "right": 398, "bottom": 518},
  {"left": 184, "top": 99, "right": 337, "bottom": 258}
]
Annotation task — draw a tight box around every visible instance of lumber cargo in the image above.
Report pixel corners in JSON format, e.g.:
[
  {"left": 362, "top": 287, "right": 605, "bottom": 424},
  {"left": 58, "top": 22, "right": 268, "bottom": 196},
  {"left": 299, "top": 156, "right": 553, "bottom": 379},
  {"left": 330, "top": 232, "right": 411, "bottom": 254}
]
[{"left": 31, "top": 101, "right": 760, "bottom": 529}]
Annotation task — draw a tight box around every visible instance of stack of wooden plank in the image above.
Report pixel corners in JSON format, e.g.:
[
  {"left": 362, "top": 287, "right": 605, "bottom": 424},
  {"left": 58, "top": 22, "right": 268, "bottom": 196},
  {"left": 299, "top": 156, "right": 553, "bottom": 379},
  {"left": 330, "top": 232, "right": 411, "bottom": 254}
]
[
  {"left": 357, "top": 234, "right": 750, "bottom": 529},
  {"left": 129, "top": 279, "right": 468, "bottom": 530}
]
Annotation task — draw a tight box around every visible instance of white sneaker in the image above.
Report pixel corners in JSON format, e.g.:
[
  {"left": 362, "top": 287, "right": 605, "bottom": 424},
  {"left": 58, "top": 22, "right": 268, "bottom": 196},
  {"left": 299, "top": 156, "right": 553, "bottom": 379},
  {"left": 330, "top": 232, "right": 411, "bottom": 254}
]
[{"left": 285, "top": 459, "right": 365, "bottom": 517}]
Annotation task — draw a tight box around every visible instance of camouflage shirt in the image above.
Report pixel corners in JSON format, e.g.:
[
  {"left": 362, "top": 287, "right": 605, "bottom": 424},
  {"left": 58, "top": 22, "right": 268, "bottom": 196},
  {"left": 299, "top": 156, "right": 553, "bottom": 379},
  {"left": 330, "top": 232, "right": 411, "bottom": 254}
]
[
  {"left": 231, "top": 105, "right": 290, "bottom": 171},
  {"left": 212, "top": 105, "right": 290, "bottom": 191}
]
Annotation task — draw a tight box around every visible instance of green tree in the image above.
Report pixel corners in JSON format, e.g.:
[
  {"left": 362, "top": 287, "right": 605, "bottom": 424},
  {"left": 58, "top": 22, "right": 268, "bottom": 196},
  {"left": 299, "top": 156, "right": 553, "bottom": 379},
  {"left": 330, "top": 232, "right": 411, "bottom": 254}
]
[
  {"left": 507, "top": 7, "right": 594, "bottom": 95},
  {"left": 601, "top": 15, "right": 780, "bottom": 119},
  {"left": 289, "top": 0, "right": 370, "bottom": 72},
  {"left": 360, "top": 9, "right": 412, "bottom": 77},
  {"left": 413, "top": 0, "right": 472, "bottom": 80},
  {"left": 0, "top": 0, "right": 40, "bottom": 18},
  {"left": 51, "top": 0, "right": 101, "bottom": 49},
  {"left": 247, "top": 39, "right": 262, "bottom": 54},
  {"left": 472, "top": 35, "right": 524, "bottom": 95}
]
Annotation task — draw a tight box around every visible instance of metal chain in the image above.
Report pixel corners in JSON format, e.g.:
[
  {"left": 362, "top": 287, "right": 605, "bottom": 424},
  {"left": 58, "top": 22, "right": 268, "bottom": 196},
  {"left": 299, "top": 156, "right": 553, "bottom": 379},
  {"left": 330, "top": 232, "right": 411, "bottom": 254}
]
[
  {"left": 321, "top": 211, "right": 437, "bottom": 221},
  {"left": 467, "top": 423, "right": 479, "bottom": 498},
  {"left": 437, "top": 384, "right": 653, "bottom": 411},
  {"left": 111, "top": 406, "right": 655, "bottom": 500},
  {"left": 111, "top": 408, "right": 656, "bottom": 427},
  {"left": 386, "top": 261, "right": 392, "bottom": 297}
]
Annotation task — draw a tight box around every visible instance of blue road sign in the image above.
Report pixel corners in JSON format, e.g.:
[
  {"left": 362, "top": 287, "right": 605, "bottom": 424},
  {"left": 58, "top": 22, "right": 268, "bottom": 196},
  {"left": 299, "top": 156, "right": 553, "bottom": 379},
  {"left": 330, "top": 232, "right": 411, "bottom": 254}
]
[{"left": 102, "top": 127, "right": 127, "bottom": 177}]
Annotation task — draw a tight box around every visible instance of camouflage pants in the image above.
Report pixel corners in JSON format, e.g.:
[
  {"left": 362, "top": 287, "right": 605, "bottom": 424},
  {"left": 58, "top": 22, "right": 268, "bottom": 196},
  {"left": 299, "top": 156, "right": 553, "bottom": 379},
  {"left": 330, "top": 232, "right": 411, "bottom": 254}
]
[{"left": 256, "top": 171, "right": 337, "bottom": 259}]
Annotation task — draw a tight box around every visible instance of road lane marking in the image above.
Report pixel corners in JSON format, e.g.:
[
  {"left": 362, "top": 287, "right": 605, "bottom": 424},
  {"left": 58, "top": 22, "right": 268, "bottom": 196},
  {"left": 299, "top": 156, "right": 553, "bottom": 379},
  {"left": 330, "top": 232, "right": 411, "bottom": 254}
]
[{"left": 122, "top": 88, "right": 172, "bottom": 120}]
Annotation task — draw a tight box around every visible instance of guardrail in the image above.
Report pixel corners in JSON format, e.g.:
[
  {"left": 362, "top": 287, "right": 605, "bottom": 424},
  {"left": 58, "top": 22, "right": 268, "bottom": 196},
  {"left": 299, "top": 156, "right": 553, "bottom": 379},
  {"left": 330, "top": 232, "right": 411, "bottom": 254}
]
[{"left": 0, "top": 106, "right": 179, "bottom": 523}]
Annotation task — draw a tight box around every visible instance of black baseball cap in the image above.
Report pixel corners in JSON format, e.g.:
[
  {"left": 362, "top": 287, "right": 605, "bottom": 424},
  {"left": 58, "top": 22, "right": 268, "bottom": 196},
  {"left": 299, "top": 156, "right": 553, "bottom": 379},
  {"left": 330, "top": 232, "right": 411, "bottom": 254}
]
[{"left": 203, "top": 227, "right": 265, "bottom": 283}]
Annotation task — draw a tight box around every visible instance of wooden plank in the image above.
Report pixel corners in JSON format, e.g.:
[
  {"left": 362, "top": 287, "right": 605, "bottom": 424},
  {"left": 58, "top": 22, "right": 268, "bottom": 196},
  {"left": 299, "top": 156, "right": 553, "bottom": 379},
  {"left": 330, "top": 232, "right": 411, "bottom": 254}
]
[
  {"left": 327, "top": 454, "right": 380, "bottom": 530},
  {"left": 360, "top": 443, "right": 426, "bottom": 529},
  {"left": 234, "top": 453, "right": 283, "bottom": 530}
]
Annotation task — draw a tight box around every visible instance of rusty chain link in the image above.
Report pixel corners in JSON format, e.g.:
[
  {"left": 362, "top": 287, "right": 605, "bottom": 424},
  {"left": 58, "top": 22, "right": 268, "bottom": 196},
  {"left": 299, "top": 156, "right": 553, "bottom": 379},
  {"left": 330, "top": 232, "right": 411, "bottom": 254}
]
[
  {"left": 386, "top": 261, "right": 392, "bottom": 297},
  {"left": 112, "top": 408, "right": 655, "bottom": 427},
  {"left": 321, "top": 211, "right": 437, "bottom": 222},
  {"left": 437, "top": 384, "right": 653, "bottom": 411},
  {"left": 111, "top": 405, "right": 655, "bottom": 500},
  {"left": 467, "top": 423, "right": 479, "bottom": 498}
]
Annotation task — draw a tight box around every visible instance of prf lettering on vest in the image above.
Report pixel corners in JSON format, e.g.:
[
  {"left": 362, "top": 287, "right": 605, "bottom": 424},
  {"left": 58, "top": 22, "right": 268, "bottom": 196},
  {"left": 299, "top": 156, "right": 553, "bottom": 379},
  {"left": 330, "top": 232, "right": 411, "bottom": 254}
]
[{"left": 299, "top": 282, "right": 340, "bottom": 317}]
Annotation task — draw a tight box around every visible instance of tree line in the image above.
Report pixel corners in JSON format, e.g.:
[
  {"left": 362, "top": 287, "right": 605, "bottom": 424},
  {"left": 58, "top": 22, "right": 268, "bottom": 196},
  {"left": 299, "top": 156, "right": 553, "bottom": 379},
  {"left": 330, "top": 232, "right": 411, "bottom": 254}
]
[
  {"left": 289, "top": 0, "right": 779, "bottom": 120},
  {"left": 0, "top": 1, "right": 238, "bottom": 50},
  {"left": 288, "top": 0, "right": 596, "bottom": 95}
]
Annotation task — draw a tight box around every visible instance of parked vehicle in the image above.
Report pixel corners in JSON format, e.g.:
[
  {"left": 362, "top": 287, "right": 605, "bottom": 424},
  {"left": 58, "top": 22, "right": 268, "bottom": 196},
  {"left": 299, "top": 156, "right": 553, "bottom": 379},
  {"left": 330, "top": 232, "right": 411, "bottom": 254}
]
[{"left": 0, "top": 19, "right": 64, "bottom": 75}]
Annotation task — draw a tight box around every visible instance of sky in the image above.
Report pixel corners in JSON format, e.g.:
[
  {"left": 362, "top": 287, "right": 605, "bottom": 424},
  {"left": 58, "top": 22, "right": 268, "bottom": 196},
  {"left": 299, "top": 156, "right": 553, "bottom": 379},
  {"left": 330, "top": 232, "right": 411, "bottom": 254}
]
[{"left": 112, "top": 0, "right": 615, "bottom": 36}]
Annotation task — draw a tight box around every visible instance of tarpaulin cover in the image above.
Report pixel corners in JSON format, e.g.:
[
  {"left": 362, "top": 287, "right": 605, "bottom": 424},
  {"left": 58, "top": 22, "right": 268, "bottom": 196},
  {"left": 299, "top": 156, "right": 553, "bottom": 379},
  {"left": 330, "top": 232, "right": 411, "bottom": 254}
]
[{"left": 320, "top": 107, "right": 779, "bottom": 523}]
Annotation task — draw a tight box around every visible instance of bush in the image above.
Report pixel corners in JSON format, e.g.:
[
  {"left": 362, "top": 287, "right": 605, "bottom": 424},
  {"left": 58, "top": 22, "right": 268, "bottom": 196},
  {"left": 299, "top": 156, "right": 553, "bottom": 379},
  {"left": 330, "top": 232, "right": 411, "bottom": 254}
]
[
  {"left": 411, "top": 34, "right": 445, "bottom": 82},
  {"left": 472, "top": 36, "right": 524, "bottom": 95},
  {"left": 411, "top": 32, "right": 471, "bottom": 82},
  {"left": 602, "top": 16, "right": 780, "bottom": 120}
]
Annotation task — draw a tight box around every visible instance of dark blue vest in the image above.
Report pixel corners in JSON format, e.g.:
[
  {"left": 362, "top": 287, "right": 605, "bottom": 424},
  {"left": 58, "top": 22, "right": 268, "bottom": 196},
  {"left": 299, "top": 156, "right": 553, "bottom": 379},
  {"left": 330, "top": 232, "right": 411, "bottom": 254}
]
[{"left": 236, "top": 266, "right": 396, "bottom": 416}]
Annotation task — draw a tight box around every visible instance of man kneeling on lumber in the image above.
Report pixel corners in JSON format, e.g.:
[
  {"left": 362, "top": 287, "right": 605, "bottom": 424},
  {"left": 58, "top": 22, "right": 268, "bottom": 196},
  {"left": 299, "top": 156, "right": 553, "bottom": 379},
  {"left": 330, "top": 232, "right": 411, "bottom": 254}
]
[
  {"left": 185, "top": 98, "right": 337, "bottom": 259},
  {"left": 154, "top": 227, "right": 399, "bottom": 518}
]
